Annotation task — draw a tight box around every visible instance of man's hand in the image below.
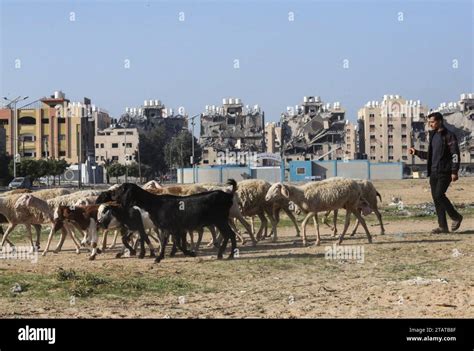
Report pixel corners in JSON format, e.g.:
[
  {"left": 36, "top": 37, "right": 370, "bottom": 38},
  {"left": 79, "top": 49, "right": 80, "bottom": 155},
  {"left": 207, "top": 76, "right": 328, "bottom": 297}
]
[
  {"left": 451, "top": 173, "right": 458, "bottom": 182},
  {"left": 408, "top": 147, "right": 416, "bottom": 155}
]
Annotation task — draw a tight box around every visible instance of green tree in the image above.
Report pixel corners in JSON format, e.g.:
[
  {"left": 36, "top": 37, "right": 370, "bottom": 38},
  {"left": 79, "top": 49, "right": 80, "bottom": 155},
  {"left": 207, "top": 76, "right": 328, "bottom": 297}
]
[
  {"left": 47, "top": 159, "right": 69, "bottom": 185},
  {"left": 138, "top": 126, "right": 168, "bottom": 177},
  {"left": 126, "top": 162, "right": 140, "bottom": 178},
  {"left": 8, "top": 159, "right": 42, "bottom": 181},
  {"left": 0, "top": 153, "right": 13, "bottom": 186},
  {"left": 107, "top": 163, "right": 126, "bottom": 183},
  {"left": 164, "top": 130, "right": 201, "bottom": 169}
]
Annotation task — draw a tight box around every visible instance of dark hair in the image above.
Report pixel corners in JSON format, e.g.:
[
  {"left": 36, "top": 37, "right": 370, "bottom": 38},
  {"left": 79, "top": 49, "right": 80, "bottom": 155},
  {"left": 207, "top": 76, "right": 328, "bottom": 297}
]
[{"left": 428, "top": 112, "right": 443, "bottom": 122}]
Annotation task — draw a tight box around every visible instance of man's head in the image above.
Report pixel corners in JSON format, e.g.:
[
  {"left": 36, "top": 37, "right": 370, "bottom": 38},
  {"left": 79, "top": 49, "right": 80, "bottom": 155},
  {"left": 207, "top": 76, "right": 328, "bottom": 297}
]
[{"left": 427, "top": 112, "right": 443, "bottom": 131}]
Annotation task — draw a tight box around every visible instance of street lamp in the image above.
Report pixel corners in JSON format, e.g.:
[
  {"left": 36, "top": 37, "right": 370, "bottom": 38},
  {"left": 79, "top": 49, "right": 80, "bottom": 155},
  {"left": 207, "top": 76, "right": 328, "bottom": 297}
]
[
  {"left": 3, "top": 96, "right": 29, "bottom": 178},
  {"left": 189, "top": 114, "right": 199, "bottom": 184}
]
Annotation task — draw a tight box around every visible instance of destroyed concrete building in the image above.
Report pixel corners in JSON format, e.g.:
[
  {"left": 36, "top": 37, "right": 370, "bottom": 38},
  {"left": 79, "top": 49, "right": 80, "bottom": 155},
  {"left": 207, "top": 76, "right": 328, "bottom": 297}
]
[
  {"left": 119, "top": 99, "right": 188, "bottom": 134},
  {"left": 281, "top": 96, "right": 351, "bottom": 162},
  {"left": 199, "top": 98, "right": 265, "bottom": 165},
  {"left": 435, "top": 93, "right": 474, "bottom": 168}
]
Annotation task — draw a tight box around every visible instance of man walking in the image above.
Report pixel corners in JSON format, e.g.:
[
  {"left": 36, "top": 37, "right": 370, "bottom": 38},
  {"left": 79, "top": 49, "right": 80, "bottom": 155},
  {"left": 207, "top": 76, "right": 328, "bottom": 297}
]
[{"left": 409, "top": 112, "right": 462, "bottom": 234}]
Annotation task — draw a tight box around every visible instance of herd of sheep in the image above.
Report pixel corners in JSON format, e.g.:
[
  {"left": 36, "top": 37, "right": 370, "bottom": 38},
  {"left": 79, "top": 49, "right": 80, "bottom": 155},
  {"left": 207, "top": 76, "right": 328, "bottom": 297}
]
[{"left": 0, "top": 177, "right": 385, "bottom": 262}]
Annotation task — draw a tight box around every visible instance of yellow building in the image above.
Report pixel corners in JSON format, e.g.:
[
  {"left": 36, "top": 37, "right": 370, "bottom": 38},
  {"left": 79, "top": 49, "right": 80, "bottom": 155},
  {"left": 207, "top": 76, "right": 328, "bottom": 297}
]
[{"left": 0, "top": 91, "right": 111, "bottom": 164}]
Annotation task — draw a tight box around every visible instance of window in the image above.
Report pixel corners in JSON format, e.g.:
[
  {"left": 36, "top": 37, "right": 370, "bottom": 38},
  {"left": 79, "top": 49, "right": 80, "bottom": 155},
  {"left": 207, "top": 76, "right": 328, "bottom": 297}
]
[
  {"left": 296, "top": 167, "right": 306, "bottom": 175},
  {"left": 122, "top": 143, "right": 132, "bottom": 148},
  {"left": 118, "top": 132, "right": 124, "bottom": 136},
  {"left": 101, "top": 143, "right": 104, "bottom": 148},
  {"left": 126, "top": 131, "right": 133, "bottom": 135},
  {"left": 22, "top": 135, "right": 35, "bottom": 142},
  {"left": 59, "top": 151, "right": 66, "bottom": 156},
  {"left": 112, "top": 143, "right": 118, "bottom": 148},
  {"left": 420, "top": 145, "right": 425, "bottom": 150},
  {"left": 95, "top": 143, "right": 99, "bottom": 148},
  {"left": 388, "top": 156, "right": 394, "bottom": 160},
  {"left": 41, "top": 118, "right": 49, "bottom": 124},
  {"left": 402, "top": 156, "right": 408, "bottom": 160},
  {"left": 112, "top": 156, "right": 119, "bottom": 161},
  {"left": 59, "top": 134, "right": 66, "bottom": 141},
  {"left": 95, "top": 156, "right": 99, "bottom": 161},
  {"left": 58, "top": 118, "right": 66, "bottom": 123}
]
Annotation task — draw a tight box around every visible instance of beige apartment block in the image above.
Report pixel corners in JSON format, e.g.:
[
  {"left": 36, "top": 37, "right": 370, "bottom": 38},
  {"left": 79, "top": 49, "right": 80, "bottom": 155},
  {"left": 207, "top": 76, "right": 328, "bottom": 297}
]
[
  {"left": 95, "top": 127, "right": 139, "bottom": 164},
  {"left": 343, "top": 121, "right": 358, "bottom": 160},
  {"left": 358, "top": 94, "right": 429, "bottom": 165},
  {"left": 0, "top": 91, "right": 111, "bottom": 164},
  {"left": 264, "top": 122, "right": 282, "bottom": 154}
]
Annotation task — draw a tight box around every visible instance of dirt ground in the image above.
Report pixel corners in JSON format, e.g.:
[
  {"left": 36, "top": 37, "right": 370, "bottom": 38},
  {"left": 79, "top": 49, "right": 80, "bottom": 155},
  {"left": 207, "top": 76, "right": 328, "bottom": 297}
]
[{"left": 0, "top": 178, "right": 473, "bottom": 318}]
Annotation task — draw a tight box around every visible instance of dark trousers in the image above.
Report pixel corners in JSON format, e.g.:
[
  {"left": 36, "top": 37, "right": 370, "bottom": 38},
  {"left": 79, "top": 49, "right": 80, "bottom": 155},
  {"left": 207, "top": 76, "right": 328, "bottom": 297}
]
[{"left": 429, "top": 172, "right": 461, "bottom": 229}]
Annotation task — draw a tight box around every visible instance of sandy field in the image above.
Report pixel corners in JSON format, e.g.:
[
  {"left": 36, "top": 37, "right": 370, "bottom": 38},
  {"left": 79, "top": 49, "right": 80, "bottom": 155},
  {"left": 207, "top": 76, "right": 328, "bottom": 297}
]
[{"left": 0, "top": 178, "right": 473, "bottom": 318}]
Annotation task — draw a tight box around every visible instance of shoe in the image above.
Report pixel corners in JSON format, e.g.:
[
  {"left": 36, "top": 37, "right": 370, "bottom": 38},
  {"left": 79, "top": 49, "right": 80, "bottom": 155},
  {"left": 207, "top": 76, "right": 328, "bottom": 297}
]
[
  {"left": 431, "top": 227, "right": 449, "bottom": 234},
  {"left": 451, "top": 215, "right": 463, "bottom": 231}
]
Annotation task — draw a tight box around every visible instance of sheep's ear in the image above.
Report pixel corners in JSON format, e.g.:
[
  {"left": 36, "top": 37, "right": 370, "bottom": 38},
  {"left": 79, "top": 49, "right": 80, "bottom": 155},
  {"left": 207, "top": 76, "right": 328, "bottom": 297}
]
[{"left": 281, "top": 184, "right": 290, "bottom": 198}]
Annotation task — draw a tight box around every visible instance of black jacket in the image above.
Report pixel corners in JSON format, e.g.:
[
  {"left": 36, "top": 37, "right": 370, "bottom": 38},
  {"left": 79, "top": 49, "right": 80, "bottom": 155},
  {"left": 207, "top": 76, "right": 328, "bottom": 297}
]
[{"left": 415, "top": 127, "right": 460, "bottom": 176}]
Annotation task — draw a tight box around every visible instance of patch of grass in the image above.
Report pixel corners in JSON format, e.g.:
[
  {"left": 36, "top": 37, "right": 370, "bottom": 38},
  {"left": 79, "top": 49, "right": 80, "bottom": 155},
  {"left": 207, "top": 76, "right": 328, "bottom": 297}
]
[
  {"left": 0, "top": 269, "right": 199, "bottom": 300},
  {"left": 55, "top": 268, "right": 78, "bottom": 281},
  {"left": 381, "top": 260, "right": 449, "bottom": 281}
]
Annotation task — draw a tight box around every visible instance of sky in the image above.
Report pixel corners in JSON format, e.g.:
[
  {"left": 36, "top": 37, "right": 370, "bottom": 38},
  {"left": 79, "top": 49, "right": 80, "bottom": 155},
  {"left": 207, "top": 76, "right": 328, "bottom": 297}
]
[{"left": 1, "top": 0, "right": 473, "bottom": 126}]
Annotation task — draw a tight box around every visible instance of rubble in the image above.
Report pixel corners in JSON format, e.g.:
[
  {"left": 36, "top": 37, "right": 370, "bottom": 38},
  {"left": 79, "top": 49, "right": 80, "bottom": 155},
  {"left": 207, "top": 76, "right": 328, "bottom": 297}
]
[
  {"left": 200, "top": 98, "right": 265, "bottom": 162},
  {"left": 281, "top": 96, "right": 347, "bottom": 159}
]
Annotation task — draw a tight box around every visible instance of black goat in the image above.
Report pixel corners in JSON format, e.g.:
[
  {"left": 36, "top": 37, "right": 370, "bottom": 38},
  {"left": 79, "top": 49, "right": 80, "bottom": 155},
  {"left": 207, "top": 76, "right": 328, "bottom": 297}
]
[
  {"left": 100, "top": 179, "right": 238, "bottom": 262},
  {"left": 96, "top": 203, "right": 157, "bottom": 259}
]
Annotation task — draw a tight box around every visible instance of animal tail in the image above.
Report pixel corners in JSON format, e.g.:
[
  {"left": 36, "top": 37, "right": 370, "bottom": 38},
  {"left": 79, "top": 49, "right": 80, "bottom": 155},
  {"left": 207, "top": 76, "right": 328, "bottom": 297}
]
[
  {"left": 226, "top": 179, "right": 237, "bottom": 194},
  {"left": 376, "top": 191, "right": 382, "bottom": 202}
]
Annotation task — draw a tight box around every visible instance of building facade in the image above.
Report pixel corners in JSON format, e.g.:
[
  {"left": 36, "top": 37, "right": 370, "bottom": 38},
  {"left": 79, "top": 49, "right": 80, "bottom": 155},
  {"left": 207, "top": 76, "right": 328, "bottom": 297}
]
[
  {"left": 0, "top": 127, "right": 6, "bottom": 155},
  {"left": 95, "top": 126, "right": 139, "bottom": 164},
  {"left": 121, "top": 99, "right": 188, "bottom": 134},
  {"left": 435, "top": 93, "right": 474, "bottom": 165},
  {"left": 0, "top": 91, "right": 111, "bottom": 164},
  {"left": 264, "top": 122, "right": 282, "bottom": 154},
  {"left": 200, "top": 98, "right": 265, "bottom": 165},
  {"left": 280, "top": 96, "right": 349, "bottom": 162},
  {"left": 358, "top": 94, "right": 429, "bottom": 165}
]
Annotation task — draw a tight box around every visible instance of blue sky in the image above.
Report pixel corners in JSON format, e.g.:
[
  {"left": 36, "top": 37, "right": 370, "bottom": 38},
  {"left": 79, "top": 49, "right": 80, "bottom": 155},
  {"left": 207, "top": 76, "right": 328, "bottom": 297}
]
[{"left": 1, "top": 0, "right": 472, "bottom": 124}]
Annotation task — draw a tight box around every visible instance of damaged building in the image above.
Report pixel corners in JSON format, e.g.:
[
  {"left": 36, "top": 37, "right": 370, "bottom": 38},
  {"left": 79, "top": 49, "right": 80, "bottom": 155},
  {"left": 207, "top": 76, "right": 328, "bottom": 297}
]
[
  {"left": 119, "top": 99, "right": 188, "bottom": 134},
  {"left": 281, "top": 96, "right": 351, "bottom": 162},
  {"left": 199, "top": 98, "right": 265, "bottom": 165},
  {"left": 435, "top": 93, "right": 474, "bottom": 169}
]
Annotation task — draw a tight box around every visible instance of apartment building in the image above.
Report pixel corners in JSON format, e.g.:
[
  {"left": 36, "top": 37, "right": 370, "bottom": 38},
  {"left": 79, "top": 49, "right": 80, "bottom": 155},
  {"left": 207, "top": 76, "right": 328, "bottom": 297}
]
[
  {"left": 0, "top": 91, "right": 111, "bottom": 164},
  {"left": 358, "top": 94, "right": 429, "bottom": 164},
  {"left": 95, "top": 126, "right": 139, "bottom": 164}
]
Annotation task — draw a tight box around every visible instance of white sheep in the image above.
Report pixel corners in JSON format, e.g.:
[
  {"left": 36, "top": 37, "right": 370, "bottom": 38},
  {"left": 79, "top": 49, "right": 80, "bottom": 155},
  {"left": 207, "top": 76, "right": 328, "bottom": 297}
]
[
  {"left": 0, "top": 188, "right": 71, "bottom": 249},
  {"left": 322, "top": 179, "right": 385, "bottom": 237},
  {"left": 265, "top": 178, "right": 373, "bottom": 246},
  {"left": 14, "top": 190, "right": 101, "bottom": 255},
  {"left": 235, "top": 179, "right": 278, "bottom": 242}
]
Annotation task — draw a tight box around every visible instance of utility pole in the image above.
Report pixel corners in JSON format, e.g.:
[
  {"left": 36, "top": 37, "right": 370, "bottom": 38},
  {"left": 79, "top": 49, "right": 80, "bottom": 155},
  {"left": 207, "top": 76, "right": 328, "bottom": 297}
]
[
  {"left": 124, "top": 126, "right": 128, "bottom": 183},
  {"left": 189, "top": 114, "right": 199, "bottom": 184},
  {"left": 3, "top": 96, "right": 28, "bottom": 178},
  {"left": 137, "top": 140, "right": 142, "bottom": 184}
]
